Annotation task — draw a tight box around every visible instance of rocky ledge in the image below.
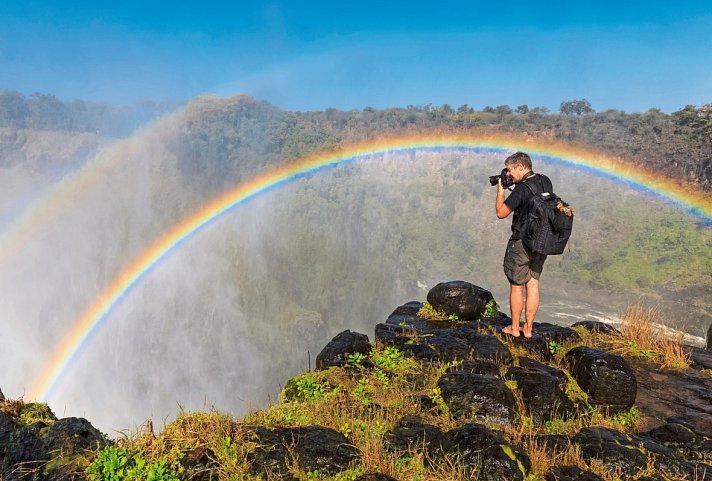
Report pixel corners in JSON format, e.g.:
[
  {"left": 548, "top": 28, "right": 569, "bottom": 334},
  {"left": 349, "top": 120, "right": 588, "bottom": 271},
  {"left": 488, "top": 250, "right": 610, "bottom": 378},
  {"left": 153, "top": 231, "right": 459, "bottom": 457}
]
[{"left": 1, "top": 280, "right": 711, "bottom": 480}]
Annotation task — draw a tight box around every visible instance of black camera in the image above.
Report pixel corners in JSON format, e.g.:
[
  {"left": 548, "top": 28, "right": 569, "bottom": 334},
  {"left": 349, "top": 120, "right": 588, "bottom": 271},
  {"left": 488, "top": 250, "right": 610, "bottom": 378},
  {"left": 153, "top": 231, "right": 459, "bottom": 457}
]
[{"left": 489, "top": 168, "right": 514, "bottom": 189}]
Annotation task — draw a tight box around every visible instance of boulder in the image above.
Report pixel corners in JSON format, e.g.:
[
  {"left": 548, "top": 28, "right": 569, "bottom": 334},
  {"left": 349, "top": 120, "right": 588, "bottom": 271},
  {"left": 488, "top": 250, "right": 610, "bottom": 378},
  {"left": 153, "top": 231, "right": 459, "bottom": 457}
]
[
  {"left": 564, "top": 346, "right": 637, "bottom": 414},
  {"left": 385, "top": 416, "right": 447, "bottom": 457},
  {"left": 505, "top": 364, "right": 575, "bottom": 424},
  {"left": 315, "top": 330, "right": 371, "bottom": 370},
  {"left": 446, "top": 359, "right": 501, "bottom": 377},
  {"left": 571, "top": 321, "right": 621, "bottom": 336},
  {"left": 498, "top": 323, "right": 581, "bottom": 361},
  {"left": 459, "top": 328, "right": 514, "bottom": 365},
  {"left": 544, "top": 465, "right": 604, "bottom": 481},
  {"left": 384, "top": 302, "right": 447, "bottom": 332},
  {"left": 437, "top": 371, "right": 516, "bottom": 424},
  {"left": 426, "top": 281, "right": 494, "bottom": 321},
  {"left": 691, "top": 347, "right": 712, "bottom": 370},
  {"left": 572, "top": 427, "right": 648, "bottom": 476},
  {"left": 707, "top": 323, "right": 712, "bottom": 351},
  {"left": 375, "top": 323, "right": 513, "bottom": 365},
  {"left": 0, "top": 417, "right": 106, "bottom": 481},
  {"left": 248, "top": 426, "right": 360, "bottom": 479},
  {"left": 446, "top": 423, "right": 531, "bottom": 481}
]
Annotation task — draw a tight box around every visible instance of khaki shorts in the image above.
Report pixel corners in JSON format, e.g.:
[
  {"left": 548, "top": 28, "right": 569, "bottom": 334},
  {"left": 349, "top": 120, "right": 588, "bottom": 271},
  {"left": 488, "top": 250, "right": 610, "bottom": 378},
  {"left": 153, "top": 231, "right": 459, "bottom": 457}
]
[{"left": 503, "top": 239, "right": 547, "bottom": 285}]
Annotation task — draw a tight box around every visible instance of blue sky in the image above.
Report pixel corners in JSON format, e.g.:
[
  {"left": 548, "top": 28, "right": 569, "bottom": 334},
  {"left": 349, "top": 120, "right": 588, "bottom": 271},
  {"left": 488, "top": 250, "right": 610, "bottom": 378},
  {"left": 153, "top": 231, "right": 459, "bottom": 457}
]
[{"left": 0, "top": 1, "right": 710, "bottom": 112}]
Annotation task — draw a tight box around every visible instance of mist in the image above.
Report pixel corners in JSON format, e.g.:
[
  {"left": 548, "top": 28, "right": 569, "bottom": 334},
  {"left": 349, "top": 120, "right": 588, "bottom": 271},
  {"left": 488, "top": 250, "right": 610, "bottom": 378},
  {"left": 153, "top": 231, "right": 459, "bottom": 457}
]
[{"left": 0, "top": 97, "right": 709, "bottom": 433}]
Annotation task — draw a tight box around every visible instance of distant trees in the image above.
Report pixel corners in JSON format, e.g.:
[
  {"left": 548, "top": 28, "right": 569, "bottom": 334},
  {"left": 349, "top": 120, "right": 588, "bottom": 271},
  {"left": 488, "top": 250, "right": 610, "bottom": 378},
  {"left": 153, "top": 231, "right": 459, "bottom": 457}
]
[
  {"left": 0, "top": 90, "right": 180, "bottom": 136},
  {"left": 560, "top": 99, "right": 595, "bottom": 116}
]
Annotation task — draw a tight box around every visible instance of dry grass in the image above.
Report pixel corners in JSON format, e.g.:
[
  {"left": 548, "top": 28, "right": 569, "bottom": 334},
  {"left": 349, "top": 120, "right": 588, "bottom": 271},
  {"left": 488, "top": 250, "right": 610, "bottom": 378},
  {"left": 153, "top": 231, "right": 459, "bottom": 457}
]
[
  {"left": 78, "top": 317, "right": 698, "bottom": 481},
  {"left": 610, "top": 303, "right": 691, "bottom": 369}
]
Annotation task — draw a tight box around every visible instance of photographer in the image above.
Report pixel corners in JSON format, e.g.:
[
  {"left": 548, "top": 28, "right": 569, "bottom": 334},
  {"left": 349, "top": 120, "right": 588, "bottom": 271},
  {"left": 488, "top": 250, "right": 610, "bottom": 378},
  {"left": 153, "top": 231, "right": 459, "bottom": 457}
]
[{"left": 494, "top": 152, "right": 552, "bottom": 338}]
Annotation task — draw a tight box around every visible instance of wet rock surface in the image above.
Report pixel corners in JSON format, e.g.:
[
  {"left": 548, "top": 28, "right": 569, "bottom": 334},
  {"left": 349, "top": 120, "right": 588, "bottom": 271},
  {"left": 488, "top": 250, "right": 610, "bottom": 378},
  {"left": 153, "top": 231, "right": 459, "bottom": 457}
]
[
  {"left": 426, "top": 281, "right": 494, "bottom": 321},
  {"left": 376, "top": 303, "right": 513, "bottom": 365},
  {"left": 437, "top": 371, "right": 516, "bottom": 424},
  {"left": 248, "top": 426, "right": 361, "bottom": 479},
  {"left": 628, "top": 355, "right": 712, "bottom": 434},
  {"left": 564, "top": 346, "right": 637, "bottom": 413},
  {"left": 0, "top": 417, "right": 106, "bottom": 481},
  {"left": 5, "top": 279, "right": 712, "bottom": 480},
  {"left": 385, "top": 416, "right": 447, "bottom": 457},
  {"left": 571, "top": 320, "right": 621, "bottom": 336},
  {"left": 446, "top": 423, "right": 530, "bottom": 481},
  {"left": 572, "top": 427, "right": 649, "bottom": 476},
  {"left": 505, "top": 363, "right": 575, "bottom": 424},
  {"left": 316, "top": 329, "right": 371, "bottom": 370}
]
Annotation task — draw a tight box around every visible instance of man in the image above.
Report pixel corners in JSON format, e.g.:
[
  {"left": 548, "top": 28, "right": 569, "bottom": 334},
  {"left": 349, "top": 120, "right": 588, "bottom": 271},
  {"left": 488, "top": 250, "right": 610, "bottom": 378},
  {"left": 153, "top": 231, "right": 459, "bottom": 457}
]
[{"left": 495, "top": 152, "right": 552, "bottom": 338}]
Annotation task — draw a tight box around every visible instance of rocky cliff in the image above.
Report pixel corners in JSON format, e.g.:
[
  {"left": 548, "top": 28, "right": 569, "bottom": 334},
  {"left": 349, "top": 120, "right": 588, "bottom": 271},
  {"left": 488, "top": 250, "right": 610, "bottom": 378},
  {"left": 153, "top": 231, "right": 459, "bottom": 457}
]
[{"left": 2, "top": 281, "right": 711, "bottom": 480}]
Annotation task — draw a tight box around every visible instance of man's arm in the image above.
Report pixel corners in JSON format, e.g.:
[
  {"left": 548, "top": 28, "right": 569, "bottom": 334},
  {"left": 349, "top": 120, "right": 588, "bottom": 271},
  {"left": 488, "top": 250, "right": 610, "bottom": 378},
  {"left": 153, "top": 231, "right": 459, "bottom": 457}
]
[{"left": 495, "top": 179, "right": 512, "bottom": 219}]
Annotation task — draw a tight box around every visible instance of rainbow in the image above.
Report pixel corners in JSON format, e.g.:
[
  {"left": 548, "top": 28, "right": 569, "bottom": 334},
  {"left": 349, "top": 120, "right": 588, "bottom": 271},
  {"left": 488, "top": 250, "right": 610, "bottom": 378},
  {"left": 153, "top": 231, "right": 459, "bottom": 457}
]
[{"left": 28, "top": 131, "right": 712, "bottom": 401}]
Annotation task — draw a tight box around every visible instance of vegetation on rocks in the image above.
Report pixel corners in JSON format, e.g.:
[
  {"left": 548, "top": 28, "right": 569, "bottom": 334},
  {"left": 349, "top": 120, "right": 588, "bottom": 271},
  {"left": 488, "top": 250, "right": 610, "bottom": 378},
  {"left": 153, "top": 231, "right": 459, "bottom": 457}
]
[{"left": 3, "top": 283, "right": 707, "bottom": 481}]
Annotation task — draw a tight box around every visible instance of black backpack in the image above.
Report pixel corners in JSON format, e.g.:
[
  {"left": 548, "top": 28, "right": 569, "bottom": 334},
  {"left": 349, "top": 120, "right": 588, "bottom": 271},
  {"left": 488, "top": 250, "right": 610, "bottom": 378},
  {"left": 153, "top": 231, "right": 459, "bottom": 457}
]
[{"left": 521, "top": 179, "right": 574, "bottom": 255}]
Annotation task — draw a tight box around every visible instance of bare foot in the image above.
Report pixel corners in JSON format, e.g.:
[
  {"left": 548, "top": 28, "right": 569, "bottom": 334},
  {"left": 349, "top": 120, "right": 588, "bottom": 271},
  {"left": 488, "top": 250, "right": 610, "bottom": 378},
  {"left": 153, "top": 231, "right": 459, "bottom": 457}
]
[
  {"left": 522, "top": 323, "right": 533, "bottom": 338},
  {"left": 502, "top": 325, "right": 521, "bottom": 337}
]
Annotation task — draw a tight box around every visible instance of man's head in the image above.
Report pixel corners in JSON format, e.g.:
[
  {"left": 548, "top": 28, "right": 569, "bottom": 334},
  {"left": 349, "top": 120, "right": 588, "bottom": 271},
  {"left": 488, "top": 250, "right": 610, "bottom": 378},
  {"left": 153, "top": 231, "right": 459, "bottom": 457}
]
[{"left": 504, "top": 152, "right": 533, "bottom": 183}]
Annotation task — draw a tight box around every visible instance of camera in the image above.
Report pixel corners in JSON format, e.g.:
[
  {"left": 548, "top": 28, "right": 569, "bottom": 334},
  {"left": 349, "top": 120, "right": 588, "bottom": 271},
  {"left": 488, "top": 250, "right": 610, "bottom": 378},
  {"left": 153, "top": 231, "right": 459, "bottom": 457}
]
[{"left": 489, "top": 168, "right": 514, "bottom": 189}]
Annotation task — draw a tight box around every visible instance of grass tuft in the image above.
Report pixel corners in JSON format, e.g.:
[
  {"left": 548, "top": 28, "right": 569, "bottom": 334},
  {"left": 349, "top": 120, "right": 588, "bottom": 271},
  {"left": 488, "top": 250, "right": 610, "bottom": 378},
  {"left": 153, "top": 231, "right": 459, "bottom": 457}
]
[{"left": 610, "top": 303, "right": 691, "bottom": 369}]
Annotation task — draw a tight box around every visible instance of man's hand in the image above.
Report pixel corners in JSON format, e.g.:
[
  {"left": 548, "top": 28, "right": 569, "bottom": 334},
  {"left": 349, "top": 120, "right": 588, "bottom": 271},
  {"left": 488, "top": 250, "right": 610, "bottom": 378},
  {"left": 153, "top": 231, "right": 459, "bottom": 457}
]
[{"left": 495, "top": 179, "right": 512, "bottom": 219}]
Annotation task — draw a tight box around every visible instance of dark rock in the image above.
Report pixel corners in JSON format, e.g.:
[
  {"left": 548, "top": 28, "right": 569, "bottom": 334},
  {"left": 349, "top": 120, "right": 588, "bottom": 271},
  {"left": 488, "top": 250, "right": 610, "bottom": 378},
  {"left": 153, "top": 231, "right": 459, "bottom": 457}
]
[
  {"left": 564, "top": 346, "right": 637, "bottom": 414},
  {"left": 691, "top": 347, "right": 712, "bottom": 370},
  {"left": 354, "top": 474, "right": 399, "bottom": 481},
  {"left": 1, "top": 417, "right": 106, "bottom": 481},
  {"left": 248, "top": 426, "right": 360, "bottom": 479},
  {"left": 446, "top": 423, "right": 531, "bottom": 481},
  {"left": 505, "top": 365, "right": 575, "bottom": 424},
  {"left": 544, "top": 465, "right": 604, "bottom": 481},
  {"left": 426, "top": 281, "right": 494, "bottom": 321},
  {"left": 0, "top": 411, "right": 15, "bottom": 440},
  {"left": 668, "top": 413, "right": 712, "bottom": 439},
  {"left": 518, "top": 357, "right": 568, "bottom": 383},
  {"left": 572, "top": 427, "right": 648, "bottom": 476},
  {"left": 571, "top": 321, "right": 621, "bottom": 336},
  {"left": 707, "top": 323, "right": 712, "bottom": 350},
  {"left": 459, "top": 328, "right": 514, "bottom": 365},
  {"left": 315, "top": 330, "right": 371, "bottom": 370},
  {"left": 375, "top": 322, "right": 513, "bottom": 366},
  {"left": 180, "top": 446, "right": 219, "bottom": 481},
  {"left": 498, "top": 323, "right": 580, "bottom": 361},
  {"left": 446, "top": 359, "right": 501, "bottom": 377},
  {"left": 643, "top": 421, "right": 699, "bottom": 446},
  {"left": 384, "top": 302, "right": 450, "bottom": 332},
  {"left": 385, "top": 416, "right": 447, "bottom": 457},
  {"left": 535, "top": 323, "right": 583, "bottom": 345},
  {"left": 437, "top": 371, "right": 516, "bottom": 424}
]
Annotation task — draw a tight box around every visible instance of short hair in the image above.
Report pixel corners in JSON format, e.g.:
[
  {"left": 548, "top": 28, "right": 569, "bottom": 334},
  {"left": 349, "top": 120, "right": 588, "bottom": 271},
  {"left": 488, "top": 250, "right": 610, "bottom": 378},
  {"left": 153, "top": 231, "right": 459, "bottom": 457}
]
[{"left": 504, "top": 152, "right": 532, "bottom": 170}]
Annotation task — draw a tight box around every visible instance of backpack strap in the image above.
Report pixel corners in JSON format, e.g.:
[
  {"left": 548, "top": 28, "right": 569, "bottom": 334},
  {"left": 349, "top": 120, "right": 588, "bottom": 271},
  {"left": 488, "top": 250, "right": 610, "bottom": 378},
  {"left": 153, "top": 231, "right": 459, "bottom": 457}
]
[{"left": 522, "top": 174, "right": 546, "bottom": 197}]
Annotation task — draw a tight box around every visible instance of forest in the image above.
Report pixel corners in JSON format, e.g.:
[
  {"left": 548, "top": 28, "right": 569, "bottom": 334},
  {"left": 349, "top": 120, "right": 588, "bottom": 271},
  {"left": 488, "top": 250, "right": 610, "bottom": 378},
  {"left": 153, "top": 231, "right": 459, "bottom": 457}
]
[{"left": 0, "top": 91, "right": 710, "bottom": 190}]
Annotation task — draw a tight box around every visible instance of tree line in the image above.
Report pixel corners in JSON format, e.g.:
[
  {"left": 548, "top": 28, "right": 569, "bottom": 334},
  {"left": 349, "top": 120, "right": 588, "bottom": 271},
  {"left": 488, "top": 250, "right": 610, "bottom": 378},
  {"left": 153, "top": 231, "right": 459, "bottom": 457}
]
[{"left": 1, "top": 91, "right": 710, "bottom": 189}]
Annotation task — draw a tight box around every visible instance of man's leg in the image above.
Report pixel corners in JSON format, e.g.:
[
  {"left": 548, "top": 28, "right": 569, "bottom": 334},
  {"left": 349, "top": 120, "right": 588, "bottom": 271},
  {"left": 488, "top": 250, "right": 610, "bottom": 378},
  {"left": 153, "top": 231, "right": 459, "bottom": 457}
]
[
  {"left": 523, "top": 277, "right": 540, "bottom": 336},
  {"left": 509, "top": 283, "right": 524, "bottom": 334}
]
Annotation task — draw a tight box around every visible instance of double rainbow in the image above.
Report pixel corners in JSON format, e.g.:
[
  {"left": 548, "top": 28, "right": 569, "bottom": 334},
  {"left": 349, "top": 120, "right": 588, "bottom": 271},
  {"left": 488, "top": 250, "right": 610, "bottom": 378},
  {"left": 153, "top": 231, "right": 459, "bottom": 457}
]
[{"left": 28, "top": 131, "right": 712, "bottom": 402}]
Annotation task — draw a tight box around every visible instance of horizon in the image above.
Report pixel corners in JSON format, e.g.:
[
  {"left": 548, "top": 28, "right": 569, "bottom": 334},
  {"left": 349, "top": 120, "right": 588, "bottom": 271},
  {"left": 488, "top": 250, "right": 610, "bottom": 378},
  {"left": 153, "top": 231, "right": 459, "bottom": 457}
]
[{"left": 1, "top": 1, "right": 710, "bottom": 114}]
